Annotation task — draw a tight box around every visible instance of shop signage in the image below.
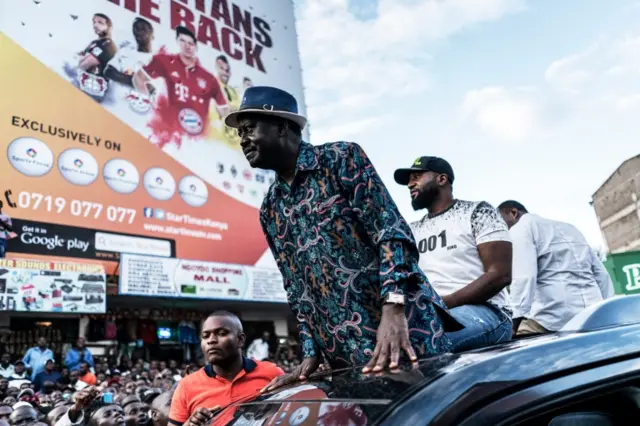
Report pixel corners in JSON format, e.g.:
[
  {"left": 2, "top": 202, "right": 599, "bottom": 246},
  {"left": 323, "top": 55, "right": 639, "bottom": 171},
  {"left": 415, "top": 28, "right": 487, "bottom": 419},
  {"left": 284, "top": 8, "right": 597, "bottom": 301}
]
[
  {"left": 604, "top": 250, "right": 640, "bottom": 296},
  {"left": 0, "top": 258, "right": 106, "bottom": 313},
  {"left": 119, "top": 254, "right": 287, "bottom": 303}
]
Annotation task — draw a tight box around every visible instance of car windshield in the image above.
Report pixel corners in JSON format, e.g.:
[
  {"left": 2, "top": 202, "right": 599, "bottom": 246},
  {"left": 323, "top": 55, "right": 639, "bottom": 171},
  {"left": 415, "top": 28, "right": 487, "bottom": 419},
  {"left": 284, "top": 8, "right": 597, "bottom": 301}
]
[{"left": 209, "top": 354, "right": 457, "bottom": 425}]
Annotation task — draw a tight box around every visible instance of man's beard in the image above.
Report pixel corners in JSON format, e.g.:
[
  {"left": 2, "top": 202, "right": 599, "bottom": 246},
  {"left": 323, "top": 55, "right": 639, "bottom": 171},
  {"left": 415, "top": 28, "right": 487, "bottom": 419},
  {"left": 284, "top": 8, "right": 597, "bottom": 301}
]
[{"left": 411, "top": 186, "right": 439, "bottom": 211}]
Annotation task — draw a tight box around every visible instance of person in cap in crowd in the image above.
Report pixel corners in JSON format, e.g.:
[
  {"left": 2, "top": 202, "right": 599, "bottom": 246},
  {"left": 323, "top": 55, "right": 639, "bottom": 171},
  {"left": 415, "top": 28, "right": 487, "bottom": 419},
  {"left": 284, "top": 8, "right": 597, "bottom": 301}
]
[
  {"left": 77, "top": 362, "right": 96, "bottom": 387},
  {"left": 170, "top": 311, "right": 282, "bottom": 426},
  {"left": 23, "top": 338, "right": 55, "bottom": 381},
  {"left": 395, "top": 157, "right": 513, "bottom": 352},
  {"left": 0, "top": 355, "right": 15, "bottom": 380},
  {"left": 8, "top": 362, "right": 27, "bottom": 383},
  {"left": 107, "top": 370, "right": 121, "bottom": 387},
  {"left": 17, "top": 388, "right": 38, "bottom": 407},
  {"left": 33, "top": 361, "right": 61, "bottom": 393},
  {"left": 121, "top": 395, "right": 148, "bottom": 426},
  {"left": 64, "top": 338, "right": 94, "bottom": 373},
  {"left": 148, "top": 392, "right": 171, "bottom": 426},
  {"left": 227, "top": 86, "right": 460, "bottom": 389},
  {"left": 498, "top": 200, "right": 615, "bottom": 335},
  {"left": 9, "top": 404, "right": 38, "bottom": 426},
  {"left": 0, "top": 404, "right": 12, "bottom": 421}
]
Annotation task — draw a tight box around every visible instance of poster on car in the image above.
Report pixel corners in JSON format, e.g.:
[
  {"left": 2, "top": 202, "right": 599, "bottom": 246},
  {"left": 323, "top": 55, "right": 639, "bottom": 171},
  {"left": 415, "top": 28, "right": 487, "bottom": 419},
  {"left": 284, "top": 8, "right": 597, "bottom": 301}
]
[
  {"left": 0, "top": 0, "right": 304, "bottom": 272},
  {"left": 119, "top": 253, "right": 286, "bottom": 302},
  {"left": 0, "top": 258, "right": 106, "bottom": 313}
]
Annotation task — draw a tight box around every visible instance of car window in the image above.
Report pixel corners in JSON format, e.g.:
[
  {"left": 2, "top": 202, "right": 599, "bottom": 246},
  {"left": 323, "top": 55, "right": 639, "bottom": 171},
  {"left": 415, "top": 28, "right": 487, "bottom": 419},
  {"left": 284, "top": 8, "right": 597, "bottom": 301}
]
[{"left": 513, "top": 384, "right": 640, "bottom": 426}]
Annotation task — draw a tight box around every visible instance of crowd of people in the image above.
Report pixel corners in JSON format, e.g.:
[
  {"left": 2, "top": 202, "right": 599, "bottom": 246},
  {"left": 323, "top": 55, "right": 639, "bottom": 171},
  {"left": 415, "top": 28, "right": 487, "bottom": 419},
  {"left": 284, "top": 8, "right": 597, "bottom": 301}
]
[{"left": 0, "top": 324, "right": 302, "bottom": 426}]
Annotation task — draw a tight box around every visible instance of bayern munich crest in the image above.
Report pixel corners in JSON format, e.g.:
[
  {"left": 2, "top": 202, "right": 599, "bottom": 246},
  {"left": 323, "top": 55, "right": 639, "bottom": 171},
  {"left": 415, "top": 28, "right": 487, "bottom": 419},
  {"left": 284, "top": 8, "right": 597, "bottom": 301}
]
[
  {"left": 178, "top": 108, "right": 203, "bottom": 135},
  {"left": 78, "top": 71, "right": 108, "bottom": 97}
]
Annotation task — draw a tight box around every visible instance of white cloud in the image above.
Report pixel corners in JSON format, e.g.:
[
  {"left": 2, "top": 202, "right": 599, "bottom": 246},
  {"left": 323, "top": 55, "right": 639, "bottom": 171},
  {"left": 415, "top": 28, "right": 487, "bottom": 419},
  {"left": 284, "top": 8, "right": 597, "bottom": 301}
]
[
  {"left": 295, "top": 0, "right": 526, "bottom": 140},
  {"left": 544, "top": 52, "right": 593, "bottom": 94},
  {"left": 543, "top": 35, "right": 640, "bottom": 108},
  {"left": 461, "top": 87, "right": 540, "bottom": 143},
  {"left": 459, "top": 32, "right": 640, "bottom": 247}
]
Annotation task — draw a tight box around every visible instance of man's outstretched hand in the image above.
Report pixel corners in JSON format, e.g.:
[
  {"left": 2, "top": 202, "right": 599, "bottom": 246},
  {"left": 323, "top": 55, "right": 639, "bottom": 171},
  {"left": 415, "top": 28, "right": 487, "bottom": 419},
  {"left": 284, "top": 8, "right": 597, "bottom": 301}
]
[
  {"left": 185, "top": 407, "right": 222, "bottom": 426},
  {"left": 68, "top": 386, "right": 100, "bottom": 423},
  {"left": 362, "top": 304, "right": 417, "bottom": 373},
  {"left": 260, "top": 356, "right": 320, "bottom": 393}
]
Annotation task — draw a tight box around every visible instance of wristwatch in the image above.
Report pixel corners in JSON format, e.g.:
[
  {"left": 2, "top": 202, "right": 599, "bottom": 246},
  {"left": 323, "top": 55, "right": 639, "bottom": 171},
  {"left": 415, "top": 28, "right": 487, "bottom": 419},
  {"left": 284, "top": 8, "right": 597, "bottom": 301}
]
[{"left": 383, "top": 292, "right": 405, "bottom": 305}]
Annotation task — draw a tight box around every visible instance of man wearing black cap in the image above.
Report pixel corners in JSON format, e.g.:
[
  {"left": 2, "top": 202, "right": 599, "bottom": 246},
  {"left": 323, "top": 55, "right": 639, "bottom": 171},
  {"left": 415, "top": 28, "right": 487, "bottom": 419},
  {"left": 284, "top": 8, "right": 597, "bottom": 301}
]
[
  {"left": 227, "top": 86, "right": 460, "bottom": 391},
  {"left": 395, "top": 157, "right": 513, "bottom": 352}
]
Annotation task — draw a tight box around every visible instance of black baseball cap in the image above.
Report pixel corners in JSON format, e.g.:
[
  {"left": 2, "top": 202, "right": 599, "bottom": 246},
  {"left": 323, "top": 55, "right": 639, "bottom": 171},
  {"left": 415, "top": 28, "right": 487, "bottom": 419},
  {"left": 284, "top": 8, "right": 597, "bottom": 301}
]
[{"left": 394, "top": 156, "right": 455, "bottom": 185}]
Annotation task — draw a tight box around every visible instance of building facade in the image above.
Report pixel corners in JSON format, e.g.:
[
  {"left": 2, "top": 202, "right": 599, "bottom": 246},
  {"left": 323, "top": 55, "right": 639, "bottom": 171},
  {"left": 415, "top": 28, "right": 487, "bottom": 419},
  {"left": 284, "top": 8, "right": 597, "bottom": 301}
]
[{"left": 592, "top": 154, "right": 640, "bottom": 254}]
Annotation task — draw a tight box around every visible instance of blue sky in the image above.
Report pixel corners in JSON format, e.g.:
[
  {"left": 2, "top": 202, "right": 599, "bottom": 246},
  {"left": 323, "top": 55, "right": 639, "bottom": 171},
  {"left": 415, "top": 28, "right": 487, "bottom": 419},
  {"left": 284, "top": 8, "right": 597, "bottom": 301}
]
[{"left": 294, "top": 0, "right": 639, "bottom": 249}]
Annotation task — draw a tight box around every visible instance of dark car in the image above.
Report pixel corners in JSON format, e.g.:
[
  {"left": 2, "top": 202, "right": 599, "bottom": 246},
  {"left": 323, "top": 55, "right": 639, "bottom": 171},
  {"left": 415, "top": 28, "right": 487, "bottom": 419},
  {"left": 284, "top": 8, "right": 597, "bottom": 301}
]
[{"left": 212, "top": 296, "right": 640, "bottom": 425}]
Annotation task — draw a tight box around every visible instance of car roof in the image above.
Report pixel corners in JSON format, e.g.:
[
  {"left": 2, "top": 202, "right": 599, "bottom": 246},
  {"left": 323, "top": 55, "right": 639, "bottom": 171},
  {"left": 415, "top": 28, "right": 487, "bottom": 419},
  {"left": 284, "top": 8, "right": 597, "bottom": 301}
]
[{"left": 215, "top": 296, "right": 640, "bottom": 425}]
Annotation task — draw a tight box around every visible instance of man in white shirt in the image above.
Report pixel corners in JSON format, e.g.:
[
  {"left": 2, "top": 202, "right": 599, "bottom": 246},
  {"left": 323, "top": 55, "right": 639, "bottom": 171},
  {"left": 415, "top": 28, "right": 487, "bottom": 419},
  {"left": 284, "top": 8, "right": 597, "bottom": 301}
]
[
  {"left": 103, "top": 18, "right": 155, "bottom": 121},
  {"left": 395, "top": 157, "right": 513, "bottom": 352},
  {"left": 0, "top": 354, "right": 14, "bottom": 379},
  {"left": 498, "top": 200, "right": 615, "bottom": 335},
  {"left": 246, "top": 331, "right": 271, "bottom": 361}
]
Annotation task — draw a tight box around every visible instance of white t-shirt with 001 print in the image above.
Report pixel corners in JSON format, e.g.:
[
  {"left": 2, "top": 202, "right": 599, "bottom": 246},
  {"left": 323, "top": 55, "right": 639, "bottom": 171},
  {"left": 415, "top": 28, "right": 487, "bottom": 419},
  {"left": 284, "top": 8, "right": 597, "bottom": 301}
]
[{"left": 410, "top": 200, "right": 511, "bottom": 308}]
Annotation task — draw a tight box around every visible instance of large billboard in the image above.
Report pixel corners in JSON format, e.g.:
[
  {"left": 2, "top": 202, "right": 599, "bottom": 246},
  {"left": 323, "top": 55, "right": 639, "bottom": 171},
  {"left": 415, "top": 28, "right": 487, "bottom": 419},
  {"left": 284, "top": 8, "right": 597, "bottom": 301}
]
[{"left": 0, "top": 0, "right": 305, "bottom": 273}]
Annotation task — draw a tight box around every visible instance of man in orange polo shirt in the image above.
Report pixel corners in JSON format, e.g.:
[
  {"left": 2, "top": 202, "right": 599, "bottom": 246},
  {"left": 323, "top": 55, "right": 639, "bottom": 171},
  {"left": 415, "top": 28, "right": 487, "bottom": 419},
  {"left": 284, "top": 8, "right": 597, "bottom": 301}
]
[{"left": 169, "top": 311, "right": 283, "bottom": 426}]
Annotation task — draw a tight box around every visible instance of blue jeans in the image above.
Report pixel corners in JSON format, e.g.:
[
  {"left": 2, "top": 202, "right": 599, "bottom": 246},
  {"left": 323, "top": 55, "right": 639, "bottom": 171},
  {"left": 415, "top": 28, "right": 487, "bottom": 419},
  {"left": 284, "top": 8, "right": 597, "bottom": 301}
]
[
  {"left": 445, "top": 303, "right": 512, "bottom": 352},
  {"left": 0, "top": 239, "right": 6, "bottom": 258}
]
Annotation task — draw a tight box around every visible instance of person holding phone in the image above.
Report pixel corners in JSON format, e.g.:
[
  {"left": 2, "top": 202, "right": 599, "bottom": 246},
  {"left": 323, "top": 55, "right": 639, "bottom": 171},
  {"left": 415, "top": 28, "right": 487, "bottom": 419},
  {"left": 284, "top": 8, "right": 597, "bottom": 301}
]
[{"left": 54, "top": 386, "right": 126, "bottom": 426}]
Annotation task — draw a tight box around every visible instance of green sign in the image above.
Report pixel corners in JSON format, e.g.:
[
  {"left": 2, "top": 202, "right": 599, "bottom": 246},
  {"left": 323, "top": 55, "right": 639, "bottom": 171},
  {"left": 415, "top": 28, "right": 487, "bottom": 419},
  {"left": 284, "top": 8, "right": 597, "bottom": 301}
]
[{"left": 604, "top": 251, "right": 640, "bottom": 295}]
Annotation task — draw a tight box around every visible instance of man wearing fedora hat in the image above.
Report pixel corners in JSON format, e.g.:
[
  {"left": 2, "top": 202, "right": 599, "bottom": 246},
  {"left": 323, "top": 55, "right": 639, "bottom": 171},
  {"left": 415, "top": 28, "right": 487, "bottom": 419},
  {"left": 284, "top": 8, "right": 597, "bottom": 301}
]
[{"left": 227, "top": 86, "right": 461, "bottom": 391}]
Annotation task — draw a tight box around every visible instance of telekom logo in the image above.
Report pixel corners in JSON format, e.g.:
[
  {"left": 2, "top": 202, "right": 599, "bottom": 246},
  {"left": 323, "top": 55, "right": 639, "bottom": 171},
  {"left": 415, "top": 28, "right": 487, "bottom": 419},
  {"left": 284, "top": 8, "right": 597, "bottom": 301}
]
[
  {"left": 622, "top": 263, "right": 640, "bottom": 292},
  {"left": 175, "top": 82, "right": 189, "bottom": 102}
]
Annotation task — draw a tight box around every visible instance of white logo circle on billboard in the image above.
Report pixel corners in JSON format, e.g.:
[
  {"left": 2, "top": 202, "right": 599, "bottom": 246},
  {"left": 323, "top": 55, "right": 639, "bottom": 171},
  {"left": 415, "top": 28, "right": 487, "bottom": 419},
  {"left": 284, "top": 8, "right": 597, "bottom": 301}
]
[
  {"left": 7, "top": 137, "right": 54, "bottom": 177},
  {"left": 103, "top": 158, "right": 140, "bottom": 194},
  {"left": 143, "top": 167, "right": 176, "bottom": 201},
  {"left": 58, "top": 148, "right": 99, "bottom": 186},
  {"left": 288, "top": 407, "right": 310, "bottom": 426},
  {"left": 178, "top": 108, "right": 203, "bottom": 135},
  {"left": 179, "top": 175, "right": 208, "bottom": 207}
]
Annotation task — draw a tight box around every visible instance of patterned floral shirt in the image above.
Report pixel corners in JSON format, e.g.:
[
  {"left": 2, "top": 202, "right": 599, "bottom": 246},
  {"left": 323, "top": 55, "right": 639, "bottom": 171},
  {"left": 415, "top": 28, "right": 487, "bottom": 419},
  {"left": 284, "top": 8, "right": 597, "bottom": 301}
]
[{"left": 260, "top": 142, "right": 455, "bottom": 367}]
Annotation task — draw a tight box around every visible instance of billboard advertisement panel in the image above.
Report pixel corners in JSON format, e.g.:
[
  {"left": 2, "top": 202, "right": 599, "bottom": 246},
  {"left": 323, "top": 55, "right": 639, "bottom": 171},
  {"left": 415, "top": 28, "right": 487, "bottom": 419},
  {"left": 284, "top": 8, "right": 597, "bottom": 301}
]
[
  {"left": 0, "top": 0, "right": 304, "bottom": 273},
  {"left": 119, "top": 253, "right": 286, "bottom": 302},
  {"left": 0, "top": 258, "right": 106, "bottom": 313}
]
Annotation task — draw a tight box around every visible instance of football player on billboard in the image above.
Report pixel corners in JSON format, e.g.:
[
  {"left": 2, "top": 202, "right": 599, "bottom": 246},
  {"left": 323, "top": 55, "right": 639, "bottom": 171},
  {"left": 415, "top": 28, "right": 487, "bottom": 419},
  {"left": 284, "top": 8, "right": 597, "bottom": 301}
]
[
  {"left": 132, "top": 26, "right": 229, "bottom": 148},
  {"left": 104, "top": 18, "right": 155, "bottom": 114},
  {"left": 74, "top": 13, "right": 118, "bottom": 100}
]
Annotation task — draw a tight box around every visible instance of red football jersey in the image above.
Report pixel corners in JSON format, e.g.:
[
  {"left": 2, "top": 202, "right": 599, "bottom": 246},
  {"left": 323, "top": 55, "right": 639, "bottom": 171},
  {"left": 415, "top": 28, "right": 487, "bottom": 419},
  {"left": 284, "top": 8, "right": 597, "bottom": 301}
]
[{"left": 143, "top": 53, "right": 227, "bottom": 147}]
